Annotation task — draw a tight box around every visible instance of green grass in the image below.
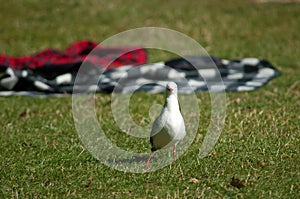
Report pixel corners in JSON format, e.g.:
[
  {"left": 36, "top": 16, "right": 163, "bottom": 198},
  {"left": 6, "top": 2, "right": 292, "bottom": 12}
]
[{"left": 0, "top": 0, "right": 299, "bottom": 198}]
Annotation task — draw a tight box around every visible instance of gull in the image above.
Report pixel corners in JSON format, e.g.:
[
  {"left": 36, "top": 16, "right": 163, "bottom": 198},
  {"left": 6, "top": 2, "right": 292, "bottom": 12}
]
[{"left": 145, "top": 82, "right": 186, "bottom": 167}]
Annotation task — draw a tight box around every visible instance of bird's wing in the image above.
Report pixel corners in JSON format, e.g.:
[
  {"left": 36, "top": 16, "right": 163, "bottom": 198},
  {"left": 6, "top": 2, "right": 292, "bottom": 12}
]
[
  {"left": 150, "top": 115, "right": 164, "bottom": 137},
  {"left": 151, "top": 106, "right": 171, "bottom": 135}
]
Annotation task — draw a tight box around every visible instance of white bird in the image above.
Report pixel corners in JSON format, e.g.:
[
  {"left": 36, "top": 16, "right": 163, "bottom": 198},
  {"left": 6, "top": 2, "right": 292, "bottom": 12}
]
[{"left": 145, "top": 82, "right": 186, "bottom": 167}]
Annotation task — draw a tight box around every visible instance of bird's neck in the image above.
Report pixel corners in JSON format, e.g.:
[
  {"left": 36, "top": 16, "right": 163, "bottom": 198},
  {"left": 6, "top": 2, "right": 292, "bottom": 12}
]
[{"left": 164, "top": 94, "right": 179, "bottom": 111}]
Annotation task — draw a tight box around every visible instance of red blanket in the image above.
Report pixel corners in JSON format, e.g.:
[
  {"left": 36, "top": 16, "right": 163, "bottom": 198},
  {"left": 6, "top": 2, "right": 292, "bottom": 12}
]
[{"left": 0, "top": 40, "right": 147, "bottom": 71}]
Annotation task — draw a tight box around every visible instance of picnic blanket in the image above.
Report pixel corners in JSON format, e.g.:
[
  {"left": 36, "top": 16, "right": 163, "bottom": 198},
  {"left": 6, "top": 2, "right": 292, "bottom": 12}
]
[
  {"left": 0, "top": 53, "right": 280, "bottom": 96},
  {"left": 97, "top": 56, "right": 280, "bottom": 93},
  {"left": 0, "top": 40, "right": 147, "bottom": 71},
  {"left": 0, "top": 41, "right": 280, "bottom": 95}
]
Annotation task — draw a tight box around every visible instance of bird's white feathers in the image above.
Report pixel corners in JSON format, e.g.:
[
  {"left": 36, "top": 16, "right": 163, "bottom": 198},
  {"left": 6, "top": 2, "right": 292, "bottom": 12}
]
[{"left": 150, "top": 82, "right": 186, "bottom": 151}]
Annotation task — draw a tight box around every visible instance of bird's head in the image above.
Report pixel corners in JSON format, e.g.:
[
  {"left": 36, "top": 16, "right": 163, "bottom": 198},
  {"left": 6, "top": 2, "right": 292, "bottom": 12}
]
[{"left": 166, "top": 81, "right": 178, "bottom": 96}]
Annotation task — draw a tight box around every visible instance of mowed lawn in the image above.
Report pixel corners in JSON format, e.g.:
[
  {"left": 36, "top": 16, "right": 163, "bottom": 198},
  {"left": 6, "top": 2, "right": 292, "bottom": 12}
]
[{"left": 0, "top": 0, "right": 299, "bottom": 198}]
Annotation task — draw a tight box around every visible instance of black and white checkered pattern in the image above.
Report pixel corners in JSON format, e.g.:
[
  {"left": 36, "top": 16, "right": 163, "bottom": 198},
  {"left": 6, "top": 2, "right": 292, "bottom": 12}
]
[
  {"left": 0, "top": 56, "right": 280, "bottom": 96},
  {"left": 97, "top": 56, "right": 280, "bottom": 93}
]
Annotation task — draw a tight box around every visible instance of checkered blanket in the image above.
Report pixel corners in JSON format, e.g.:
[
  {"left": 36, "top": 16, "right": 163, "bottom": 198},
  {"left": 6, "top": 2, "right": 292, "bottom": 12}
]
[
  {"left": 98, "top": 56, "right": 280, "bottom": 93},
  {"left": 0, "top": 40, "right": 147, "bottom": 71},
  {"left": 0, "top": 55, "right": 280, "bottom": 96}
]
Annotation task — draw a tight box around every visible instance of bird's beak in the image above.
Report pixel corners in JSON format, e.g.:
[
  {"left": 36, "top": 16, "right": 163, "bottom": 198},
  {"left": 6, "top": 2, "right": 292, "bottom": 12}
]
[{"left": 167, "top": 88, "right": 173, "bottom": 92}]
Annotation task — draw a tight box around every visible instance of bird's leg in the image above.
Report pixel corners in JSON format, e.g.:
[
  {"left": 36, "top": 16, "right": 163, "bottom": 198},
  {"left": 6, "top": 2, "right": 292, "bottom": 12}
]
[
  {"left": 173, "top": 146, "right": 176, "bottom": 164},
  {"left": 145, "top": 151, "right": 154, "bottom": 167}
]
